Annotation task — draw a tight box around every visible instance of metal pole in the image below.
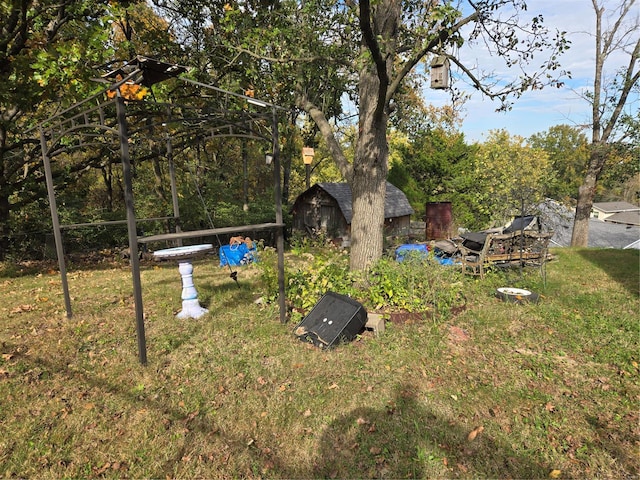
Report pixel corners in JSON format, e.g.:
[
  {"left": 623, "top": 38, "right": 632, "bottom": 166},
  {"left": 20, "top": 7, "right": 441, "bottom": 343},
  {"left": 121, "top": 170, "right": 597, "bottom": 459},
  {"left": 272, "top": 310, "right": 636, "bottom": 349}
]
[
  {"left": 305, "top": 163, "right": 311, "bottom": 189},
  {"left": 40, "top": 129, "right": 72, "bottom": 318},
  {"left": 272, "top": 108, "right": 287, "bottom": 324},
  {"left": 166, "top": 134, "right": 181, "bottom": 237},
  {"left": 116, "top": 94, "right": 147, "bottom": 365},
  {"left": 242, "top": 137, "right": 249, "bottom": 211}
]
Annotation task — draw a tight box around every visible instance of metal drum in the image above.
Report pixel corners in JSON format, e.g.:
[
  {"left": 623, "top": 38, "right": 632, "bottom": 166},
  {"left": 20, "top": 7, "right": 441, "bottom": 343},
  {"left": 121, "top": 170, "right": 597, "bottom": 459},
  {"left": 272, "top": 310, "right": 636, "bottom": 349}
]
[{"left": 425, "top": 201, "right": 452, "bottom": 240}]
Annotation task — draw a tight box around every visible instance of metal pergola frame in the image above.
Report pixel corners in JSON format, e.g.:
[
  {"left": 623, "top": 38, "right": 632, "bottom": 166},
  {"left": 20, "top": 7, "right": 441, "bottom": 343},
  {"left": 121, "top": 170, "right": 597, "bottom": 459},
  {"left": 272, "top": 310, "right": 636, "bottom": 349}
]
[{"left": 34, "top": 57, "right": 288, "bottom": 365}]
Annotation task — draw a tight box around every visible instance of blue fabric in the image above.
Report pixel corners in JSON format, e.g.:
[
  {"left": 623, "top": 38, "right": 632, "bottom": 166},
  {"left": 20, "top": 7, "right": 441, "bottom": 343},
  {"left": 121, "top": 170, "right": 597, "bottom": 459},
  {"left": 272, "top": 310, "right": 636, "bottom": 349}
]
[
  {"left": 219, "top": 243, "right": 257, "bottom": 266},
  {"left": 395, "top": 244, "right": 429, "bottom": 262}
]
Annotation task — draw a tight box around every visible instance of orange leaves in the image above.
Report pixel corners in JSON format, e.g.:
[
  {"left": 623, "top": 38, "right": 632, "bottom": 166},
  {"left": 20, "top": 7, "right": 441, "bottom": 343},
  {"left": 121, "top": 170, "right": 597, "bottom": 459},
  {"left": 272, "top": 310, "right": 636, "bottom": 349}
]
[
  {"left": 467, "top": 425, "right": 484, "bottom": 441},
  {"left": 10, "top": 304, "right": 35, "bottom": 314},
  {"left": 106, "top": 75, "right": 149, "bottom": 101}
]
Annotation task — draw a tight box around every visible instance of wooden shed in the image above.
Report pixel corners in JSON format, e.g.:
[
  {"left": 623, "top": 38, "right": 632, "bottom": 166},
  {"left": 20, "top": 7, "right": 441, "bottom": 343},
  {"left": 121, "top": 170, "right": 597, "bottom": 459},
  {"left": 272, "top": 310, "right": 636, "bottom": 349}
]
[{"left": 291, "top": 182, "right": 414, "bottom": 245}]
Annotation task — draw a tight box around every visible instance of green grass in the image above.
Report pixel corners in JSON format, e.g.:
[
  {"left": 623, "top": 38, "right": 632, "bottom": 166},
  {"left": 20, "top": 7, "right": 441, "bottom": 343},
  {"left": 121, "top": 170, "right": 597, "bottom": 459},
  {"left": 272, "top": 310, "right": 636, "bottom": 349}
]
[{"left": 0, "top": 248, "right": 638, "bottom": 479}]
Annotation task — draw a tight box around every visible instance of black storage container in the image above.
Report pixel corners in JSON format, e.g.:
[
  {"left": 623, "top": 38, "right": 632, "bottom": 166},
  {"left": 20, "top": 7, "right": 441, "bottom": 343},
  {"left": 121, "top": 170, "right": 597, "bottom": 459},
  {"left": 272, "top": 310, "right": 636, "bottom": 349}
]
[{"left": 294, "top": 292, "right": 368, "bottom": 348}]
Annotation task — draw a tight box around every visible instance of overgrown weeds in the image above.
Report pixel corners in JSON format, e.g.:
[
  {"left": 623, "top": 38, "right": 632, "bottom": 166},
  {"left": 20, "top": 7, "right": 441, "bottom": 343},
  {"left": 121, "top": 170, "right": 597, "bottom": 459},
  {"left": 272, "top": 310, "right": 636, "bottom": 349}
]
[
  {"left": 259, "top": 243, "right": 466, "bottom": 324},
  {"left": 0, "top": 247, "right": 638, "bottom": 479}
]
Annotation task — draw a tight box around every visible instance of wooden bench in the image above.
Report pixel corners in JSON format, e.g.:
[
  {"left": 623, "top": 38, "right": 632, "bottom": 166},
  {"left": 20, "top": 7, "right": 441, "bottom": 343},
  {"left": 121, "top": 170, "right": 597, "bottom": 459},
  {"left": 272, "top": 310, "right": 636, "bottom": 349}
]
[{"left": 459, "top": 230, "right": 553, "bottom": 278}]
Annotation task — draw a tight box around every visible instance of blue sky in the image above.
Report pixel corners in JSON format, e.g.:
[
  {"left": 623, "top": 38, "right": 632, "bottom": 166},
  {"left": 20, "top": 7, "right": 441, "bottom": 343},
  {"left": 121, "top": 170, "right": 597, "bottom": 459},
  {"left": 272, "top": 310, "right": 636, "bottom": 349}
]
[{"left": 425, "top": 0, "right": 639, "bottom": 143}]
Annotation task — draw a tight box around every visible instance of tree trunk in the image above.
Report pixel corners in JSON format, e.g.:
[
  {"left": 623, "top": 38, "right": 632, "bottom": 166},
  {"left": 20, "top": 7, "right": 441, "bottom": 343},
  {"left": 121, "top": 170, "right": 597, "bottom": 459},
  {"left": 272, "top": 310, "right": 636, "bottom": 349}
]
[
  {"left": 571, "top": 144, "right": 608, "bottom": 247},
  {"left": 349, "top": 152, "right": 387, "bottom": 271},
  {"left": 571, "top": 173, "right": 597, "bottom": 247},
  {"left": 349, "top": 67, "right": 389, "bottom": 271}
]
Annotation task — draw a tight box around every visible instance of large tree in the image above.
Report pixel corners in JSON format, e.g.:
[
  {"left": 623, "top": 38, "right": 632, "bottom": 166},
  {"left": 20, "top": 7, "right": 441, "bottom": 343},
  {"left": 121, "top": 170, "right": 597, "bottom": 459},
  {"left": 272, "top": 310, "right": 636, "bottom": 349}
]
[
  {"left": 0, "top": 0, "right": 114, "bottom": 259},
  {"left": 296, "top": 0, "right": 569, "bottom": 270},
  {"left": 571, "top": 0, "right": 640, "bottom": 247},
  {"left": 155, "top": 0, "right": 569, "bottom": 270}
]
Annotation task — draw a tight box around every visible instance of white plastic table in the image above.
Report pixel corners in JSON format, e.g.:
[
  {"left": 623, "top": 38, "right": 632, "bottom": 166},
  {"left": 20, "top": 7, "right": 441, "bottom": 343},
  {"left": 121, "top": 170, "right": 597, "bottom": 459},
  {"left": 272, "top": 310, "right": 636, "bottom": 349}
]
[{"left": 153, "top": 244, "right": 213, "bottom": 319}]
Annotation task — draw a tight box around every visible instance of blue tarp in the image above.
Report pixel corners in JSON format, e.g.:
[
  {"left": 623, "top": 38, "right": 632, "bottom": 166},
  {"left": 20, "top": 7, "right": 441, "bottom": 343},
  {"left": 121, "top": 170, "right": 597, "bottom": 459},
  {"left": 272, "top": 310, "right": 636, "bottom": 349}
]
[
  {"left": 219, "top": 243, "right": 258, "bottom": 266},
  {"left": 395, "top": 244, "right": 429, "bottom": 262},
  {"left": 395, "top": 243, "right": 457, "bottom": 265}
]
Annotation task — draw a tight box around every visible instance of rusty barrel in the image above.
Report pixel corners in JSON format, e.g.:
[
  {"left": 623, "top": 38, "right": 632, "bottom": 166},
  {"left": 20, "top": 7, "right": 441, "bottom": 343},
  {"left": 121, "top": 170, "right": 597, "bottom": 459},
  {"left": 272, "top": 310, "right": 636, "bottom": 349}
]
[{"left": 425, "top": 201, "right": 452, "bottom": 240}]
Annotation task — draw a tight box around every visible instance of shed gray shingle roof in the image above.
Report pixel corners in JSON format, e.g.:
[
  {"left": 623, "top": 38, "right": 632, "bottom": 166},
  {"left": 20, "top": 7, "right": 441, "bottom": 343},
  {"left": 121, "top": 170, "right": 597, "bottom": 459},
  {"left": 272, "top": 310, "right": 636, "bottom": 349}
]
[{"left": 316, "top": 182, "right": 414, "bottom": 224}]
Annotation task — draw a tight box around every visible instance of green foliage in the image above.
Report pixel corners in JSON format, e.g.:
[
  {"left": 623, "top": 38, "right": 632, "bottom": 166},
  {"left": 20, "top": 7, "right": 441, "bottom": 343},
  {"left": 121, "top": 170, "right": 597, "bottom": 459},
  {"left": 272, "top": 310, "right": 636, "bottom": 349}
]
[
  {"left": 598, "top": 139, "right": 640, "bottom": 203},
  {"left": 258, "top": 243, "right": 465, "bottom": 322},
  {"left": 528, "top": 125, "right": 589, "bottom": 202},
  {"left": 388, "top": 125, "right": 483, "bottom": 228},
  {"left": 367, "top": 253, "right": 464, "bottom": 316},
  {"left": 473, "top": 129, "right": 555, "bottom": 226}
]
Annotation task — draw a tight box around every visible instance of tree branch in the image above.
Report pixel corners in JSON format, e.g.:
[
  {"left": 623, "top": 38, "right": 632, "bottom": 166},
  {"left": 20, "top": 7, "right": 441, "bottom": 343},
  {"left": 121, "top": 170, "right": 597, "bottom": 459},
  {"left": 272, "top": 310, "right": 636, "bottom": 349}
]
[
  {"left": 359, "top": 0, "right": 388, "bottom": 87},
  {"left": 387, "top": 10, "right": 480, "bottom": 103},
  {"left": 295, "top": 91, "right": 353, "bottom": 182},
  {"left": 601, "top": 37, "right": 640, "bottom": 142}
]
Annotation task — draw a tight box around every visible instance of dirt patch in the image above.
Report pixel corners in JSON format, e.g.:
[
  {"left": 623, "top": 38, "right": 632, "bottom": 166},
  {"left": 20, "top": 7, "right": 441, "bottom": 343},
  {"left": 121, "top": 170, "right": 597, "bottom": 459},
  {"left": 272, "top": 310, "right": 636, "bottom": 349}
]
[
  {"left": 447, "top": 325, "right": 471, "bottom": 344},
  {"left": 387, "top": 311, "right": 430, "bottom": 325}
]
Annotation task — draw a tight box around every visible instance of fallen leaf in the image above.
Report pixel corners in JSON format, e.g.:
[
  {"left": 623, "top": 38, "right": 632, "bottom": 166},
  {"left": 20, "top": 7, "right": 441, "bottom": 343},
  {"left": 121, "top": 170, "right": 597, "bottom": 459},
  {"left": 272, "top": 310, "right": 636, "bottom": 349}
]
[
  {"left": 303, "top": 409, "right": 311, "bottom": 417},
  {"left": 356, "top": 417, "right": 369, "bottom": 425},
  {"left": 369, "top": 446, "right": 382, "bottom": 455},
  {"left": 549, "top": 469, "right": 562, "bottom": 478},
  {"left": 328, "top": 383, "right": 338, "bottom": 390},
  {"left": 11, "top": 304, "right": 35, "bottom": 314},
  {"left": 545, "top": 402, "right": 556, "bottom": 412},
  {"left": 467, "top": 425, "right": 484, "bottom": 441}
]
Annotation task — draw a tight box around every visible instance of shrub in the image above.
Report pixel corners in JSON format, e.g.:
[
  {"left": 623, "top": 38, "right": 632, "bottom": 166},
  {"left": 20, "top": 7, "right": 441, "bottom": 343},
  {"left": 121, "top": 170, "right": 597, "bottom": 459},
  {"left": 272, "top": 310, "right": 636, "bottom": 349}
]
[{"left": 257, "top": 244, "right": 465, "bottom": 322}]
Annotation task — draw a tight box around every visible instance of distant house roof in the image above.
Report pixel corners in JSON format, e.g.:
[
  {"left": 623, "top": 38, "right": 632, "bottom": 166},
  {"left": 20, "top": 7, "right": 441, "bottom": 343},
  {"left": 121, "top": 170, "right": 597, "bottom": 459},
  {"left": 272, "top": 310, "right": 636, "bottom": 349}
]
[
  {"left": 539, "top": 199, "right": 640, "bottom": 249},
  {"left": 592, "top": 201, "right": 640, "bottom": 213},
  {"left": 312, "top": 182, "right": 414, "bottom": 224},
  {"left": 605, "top": 211, "right": 640, "bottom": 226}
]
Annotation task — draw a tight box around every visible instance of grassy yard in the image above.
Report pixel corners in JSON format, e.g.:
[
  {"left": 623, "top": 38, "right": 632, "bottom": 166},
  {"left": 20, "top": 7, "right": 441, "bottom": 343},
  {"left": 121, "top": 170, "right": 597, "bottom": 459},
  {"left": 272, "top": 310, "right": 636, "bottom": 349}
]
[{"left": 0, "top": 247, "right": 638, "bottom": 479}]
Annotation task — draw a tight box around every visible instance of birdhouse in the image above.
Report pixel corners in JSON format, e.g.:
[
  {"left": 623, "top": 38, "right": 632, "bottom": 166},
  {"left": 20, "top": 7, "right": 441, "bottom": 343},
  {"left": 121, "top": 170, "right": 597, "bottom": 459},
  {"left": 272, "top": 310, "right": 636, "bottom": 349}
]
[{"left": 430, "top": 55, "right": 450, "bottom": 89}]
